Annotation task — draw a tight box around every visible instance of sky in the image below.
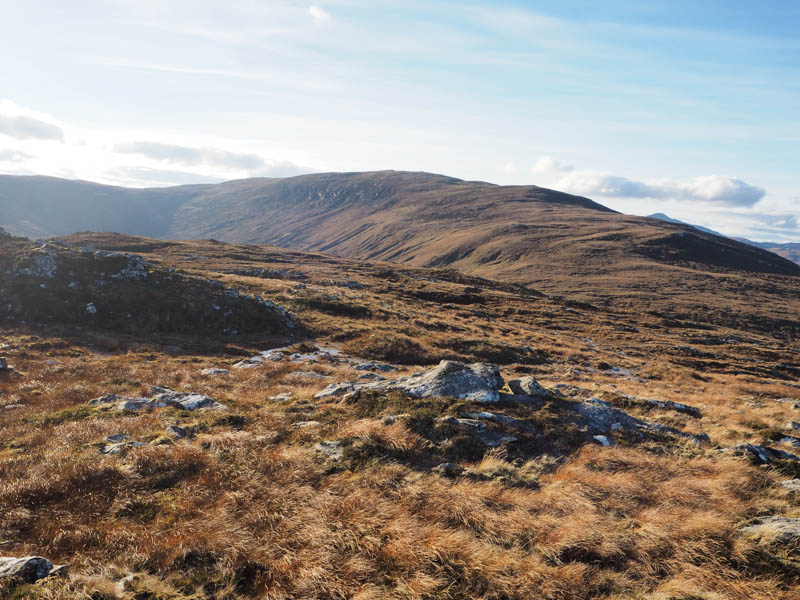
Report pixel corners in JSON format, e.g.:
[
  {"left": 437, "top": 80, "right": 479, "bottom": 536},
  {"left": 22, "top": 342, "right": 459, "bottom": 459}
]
[{"left": 0, "top": 0, "right": 798, "bottom": 241}]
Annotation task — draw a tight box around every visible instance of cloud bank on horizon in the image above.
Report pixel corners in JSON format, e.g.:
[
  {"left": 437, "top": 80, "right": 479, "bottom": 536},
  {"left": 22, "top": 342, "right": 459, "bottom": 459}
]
[{"left": 0, "top": 1, "right": 797, "bottom": 241}]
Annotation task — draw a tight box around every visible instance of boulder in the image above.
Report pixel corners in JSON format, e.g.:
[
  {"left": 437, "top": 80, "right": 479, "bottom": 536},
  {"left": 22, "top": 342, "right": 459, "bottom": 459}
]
[
  {"left": 741, "top": 516, "right": 800, "bottom": 548},
  {"left": 201, "top": 368, "right": 230, "bottom": 376},
  {"left": 0, "top": 556, "right": 68, "bottom": 582},
  {"left": 151, "top": 390, "right": 225, "bottom": 411},
  {"left": 315, "top": 361, "right": 504, "bottom": 403},
  {"left": 507, "top": 376, "right": 548, "bottom": 398}
]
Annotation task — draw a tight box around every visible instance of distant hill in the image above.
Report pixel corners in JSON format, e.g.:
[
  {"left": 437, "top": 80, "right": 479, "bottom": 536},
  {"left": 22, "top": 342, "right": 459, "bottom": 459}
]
[
  {"left": 2, "top": 171, "right": 799, "bottom": 323},
  {"left": 648, "top": 212, "right": 800, "bottom": 266}
]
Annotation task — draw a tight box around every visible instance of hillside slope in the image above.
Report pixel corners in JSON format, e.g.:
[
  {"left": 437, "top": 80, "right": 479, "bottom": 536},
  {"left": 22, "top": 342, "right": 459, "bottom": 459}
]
[{"left": 2, "top": 172, "right": 798, "bottom": 321}]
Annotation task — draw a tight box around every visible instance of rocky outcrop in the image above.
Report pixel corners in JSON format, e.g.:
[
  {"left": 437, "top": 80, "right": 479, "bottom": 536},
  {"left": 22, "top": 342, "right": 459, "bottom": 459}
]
[
  {"left": 89, "top": 388, "right": 226, "bottom": 412},
  {"left": 573, "top": 398, "right": 709, "bottom": 444},
  {"left": 0, "top": 556, "right": 68, "bottom": 582},
  {"left": 315, "top": 360, "right": 505, "bottom": 403}
]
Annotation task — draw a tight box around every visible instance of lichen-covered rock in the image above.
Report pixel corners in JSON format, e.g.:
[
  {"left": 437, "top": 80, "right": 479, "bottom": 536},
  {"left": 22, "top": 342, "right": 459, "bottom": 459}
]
[
  {"left": 90, "top": 389, "right": 226, "bottom": 411},
  {"left": 315, "top": 360, "right": 504, "bottom": 403},
  {"left": 0, "top": 556, "right": 67, "bottom": 582}
]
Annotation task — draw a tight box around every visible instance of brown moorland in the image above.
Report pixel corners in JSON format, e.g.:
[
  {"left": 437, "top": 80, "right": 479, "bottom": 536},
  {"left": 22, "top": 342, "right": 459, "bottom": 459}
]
[{"left": 0, "top": 231, "right": 799, "bottom": 599}]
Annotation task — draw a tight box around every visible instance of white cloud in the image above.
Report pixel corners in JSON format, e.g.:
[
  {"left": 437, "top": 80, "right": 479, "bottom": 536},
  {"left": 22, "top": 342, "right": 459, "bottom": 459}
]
[
  {"left": 0, "top": 114, "right": 64, "bottom": 141},
  {"left": 307, "top": 5, "right": 331, "bottom": 24},
  {"left": 532, "top": 156, "right": 766, "bottom": 207},
  {"left": 531, "top": 155, "right": 572, "bottom": 175}
]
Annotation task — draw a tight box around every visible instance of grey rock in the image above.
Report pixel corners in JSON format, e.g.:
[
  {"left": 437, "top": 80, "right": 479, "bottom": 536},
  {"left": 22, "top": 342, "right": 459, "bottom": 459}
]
[
  {"left": 293, "top": 420, "right": 322, "bottom": 428},
  {"left": 117, "top": 398, "right": 153, "bottom": 411},
  {"left": 314, "top": 440, "right": 344, "bottom": 460},
  {"left": 0, "top": 556, "right": 67, "bottom": 582},
  {"left": 354, "top": 361, "right": 397, "bottom": 372},
  {"left": 201, "top": 368, "right": 230, "bottom": 376},
  {"left": 315, "top": 361, "right": 504, "bottom": 403},
  {"left": 152, "top": 390, "right": 225, "bottom": 411},
  {"left": 433, "top": 463, "right": 464, "bottom": 477},
  {"left": 741, "top": 516, "right": 800, "bottom": 547},
  {"left": 85, "top": 302, "right": 97, "bottom": 314},
  {"left": 791, "top": 422, "right": 800, "bottom": 430},
  {"left": 507, "top": 376, "right": 548, "bottom": 398},
  {"left": 268, "top": 392, "right": 293, "bottom": 402},
  {"left": 593, "top": 435, "right": 613, "bottom": 446},
  {"left": 166, "top": 424, "right": 191, "bottom": 439},
  {"left": 0, "top": 357, "right": 11, "bottom": 371},
  {"left": 575, "top": 398, "right": 708, "bottom": 444},
  {"left": 233, "top": 357, "right": 263, "bottom": 369},
  {"left": 101, "top": 441, "right": 143, "bottom": 455},
  {"left": 733, "top": 443, "right": 800, "bottom": 465},
  {"left": 106, "top": 433, "right": 129, "bottom": 443},
  {"left": 290, "top": 371, "right": 334, "bottom": 380},
  {"left": 315, "top": 381, "right": 359, "bottom": 399},
  {"left": 647, "top": 399, "right": 702, "bottom": 418}
]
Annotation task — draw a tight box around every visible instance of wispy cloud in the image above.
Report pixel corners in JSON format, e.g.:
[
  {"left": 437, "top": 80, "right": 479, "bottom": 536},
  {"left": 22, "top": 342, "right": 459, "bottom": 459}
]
[
  {"left": 0, "top": 114, "right": 64, "bottom": 142},
  {"left": 113, "top": 141, "right": 267, "bottom": 170},
  {"left": 0, "top": 149, "right": 33, "bottom": 162}
]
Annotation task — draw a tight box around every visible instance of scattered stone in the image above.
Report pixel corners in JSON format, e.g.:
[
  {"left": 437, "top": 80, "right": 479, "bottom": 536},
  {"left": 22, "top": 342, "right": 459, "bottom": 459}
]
[
  {"left": 166, "top": 424, "right": 191, "bottom": 439},
  {"left": 233, "top": 357, "right": 263, "bottom": 369},
  {"left": 293, "top": 420, "right": 322, "bottom": 428},
  {"left": 647, "top": 399, "right": 702, "bottom": 418},
  {"left": 201, "top": 368, "right": 230, "bottom": 376},
  {"left": 315, "top": 381, "right": 359, "bottom": 399},
  {"left": 267, "top": 392, "right": 293, "bottom": 402},
  {"left": 0, "top": 556, "right": 68, "bottom": 582},
  {"left": 433, "top": 463, "right": 465, "bottom": 477},
  {"left": 101, "top": 441, "right": 143, "bottom": 455},
  {"left": 780, "top": 479, "right": 800, "bottom": 493},
  {"left": 151, "top": 389, "right": 226, "bottom": 411},
  {"left": 314, "top": 440, "right": 344, "bottom": 460},
  {"left": 593, "top": 435, "right": 613, "bottom": 446},
  {"left": 290, "top": 371, "right": 334, "bottom": 380},
  {"left": 741, "top": 516, "right": 800, "bottom": 547},
  {"left": 90, "top": 389, "right": 226, "bottom": 411},
  {"left": 732, "top": 443, "right": 800, "bottom": 465},
  {"left": 106, "top": 433, "right": 129, "bottom": 443},
  {"left": 354, "top": 361, "right": 397, "bottom": 372},
  {"left": 507, "top": 376, "right": 548, "bottom": 398},
  {"left": 85, "top": 302, "right": 97, "bottom": 314},
  {"left": 0, "top": 357, "right": 12, "bottom": 372}
]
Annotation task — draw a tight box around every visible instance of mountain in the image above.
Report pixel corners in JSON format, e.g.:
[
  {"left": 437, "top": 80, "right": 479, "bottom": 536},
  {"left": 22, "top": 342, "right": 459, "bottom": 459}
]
[
  {"left": 2, "top": 171, "right": 800, "bottom": 336},
  {"left": 648, "top": 212, "right": 800, "bottom": 266}
]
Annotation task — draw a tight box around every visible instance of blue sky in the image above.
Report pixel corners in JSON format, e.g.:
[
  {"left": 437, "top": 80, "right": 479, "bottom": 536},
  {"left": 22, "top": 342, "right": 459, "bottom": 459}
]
[{"left": 0, "top": 1, "right": 798, "bottom": 241}]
